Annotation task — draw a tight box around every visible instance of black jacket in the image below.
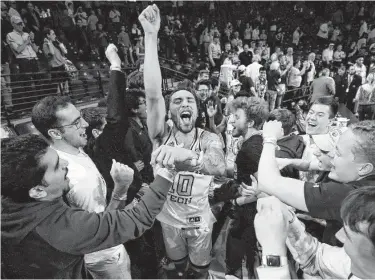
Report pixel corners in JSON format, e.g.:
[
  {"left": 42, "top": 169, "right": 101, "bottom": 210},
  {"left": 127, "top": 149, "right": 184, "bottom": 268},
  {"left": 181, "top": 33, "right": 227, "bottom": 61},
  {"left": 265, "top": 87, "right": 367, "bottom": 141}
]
[{"left": 85, "top": 70, "right": 142, "bottom": 203}]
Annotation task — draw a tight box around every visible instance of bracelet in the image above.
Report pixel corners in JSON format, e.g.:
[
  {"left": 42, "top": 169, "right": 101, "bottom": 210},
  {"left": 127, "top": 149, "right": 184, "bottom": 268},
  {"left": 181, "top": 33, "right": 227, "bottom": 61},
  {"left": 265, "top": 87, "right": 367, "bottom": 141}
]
[
  {"left": 112, "top": 193, "right": 127, "bottom": 201},
  {"left": 263, "top": 138, "right": 280, "bottom": 150},
  {"left": 288, "top": 209, "right": 296, "bottom": 224},
  {"left": 157, "top": 167, "right": 177, "bottom": 183}
]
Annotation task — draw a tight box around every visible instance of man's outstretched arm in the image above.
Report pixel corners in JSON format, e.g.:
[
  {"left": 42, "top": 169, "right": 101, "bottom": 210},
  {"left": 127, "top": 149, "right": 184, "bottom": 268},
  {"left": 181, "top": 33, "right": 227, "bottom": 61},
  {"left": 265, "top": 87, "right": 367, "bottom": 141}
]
[
  {"left": 258, "top": 121, "right": 308, "bottom": 212},
  {"left": 140, "top": 5, "right": 167, "bottom": 141}
]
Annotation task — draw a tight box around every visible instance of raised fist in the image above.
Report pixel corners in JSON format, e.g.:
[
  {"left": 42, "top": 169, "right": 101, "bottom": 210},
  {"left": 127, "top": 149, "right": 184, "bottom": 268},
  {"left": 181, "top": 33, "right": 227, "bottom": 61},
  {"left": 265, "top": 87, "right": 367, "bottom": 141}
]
[
  {"left": 110, "top": 159, "right": 134, "bottom": 187},
  {"left": 138, "top": 4, "right": 160, "bottom": 34}
]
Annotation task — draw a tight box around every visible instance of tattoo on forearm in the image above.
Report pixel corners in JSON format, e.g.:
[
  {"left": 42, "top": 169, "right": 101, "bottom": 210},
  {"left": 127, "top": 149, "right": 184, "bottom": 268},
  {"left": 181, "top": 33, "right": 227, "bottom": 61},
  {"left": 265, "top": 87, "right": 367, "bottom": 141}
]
[{"left": 201, "top": 132, "right": 225, "bottom": 174}]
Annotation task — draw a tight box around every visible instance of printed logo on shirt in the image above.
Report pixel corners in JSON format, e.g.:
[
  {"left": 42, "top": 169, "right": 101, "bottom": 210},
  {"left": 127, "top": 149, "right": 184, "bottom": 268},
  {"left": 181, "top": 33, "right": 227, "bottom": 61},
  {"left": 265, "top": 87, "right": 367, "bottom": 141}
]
[{"left": 187, "top": 216, "right": 201, "bottom": 224}]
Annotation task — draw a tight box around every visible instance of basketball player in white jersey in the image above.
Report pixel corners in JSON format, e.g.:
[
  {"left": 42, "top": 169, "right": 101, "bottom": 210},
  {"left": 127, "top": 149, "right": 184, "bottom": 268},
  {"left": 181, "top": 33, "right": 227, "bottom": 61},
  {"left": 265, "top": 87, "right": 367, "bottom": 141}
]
[{"left": 139, "top": 5, "right": 225, "bottom": 279}]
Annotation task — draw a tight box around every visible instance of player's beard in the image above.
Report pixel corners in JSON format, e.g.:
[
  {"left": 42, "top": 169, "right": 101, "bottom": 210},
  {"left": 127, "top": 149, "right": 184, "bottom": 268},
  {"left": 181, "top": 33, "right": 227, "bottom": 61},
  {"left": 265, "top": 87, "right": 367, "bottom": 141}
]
[{"left": 171, "top": 113, "right": 196, "bottom": 133}]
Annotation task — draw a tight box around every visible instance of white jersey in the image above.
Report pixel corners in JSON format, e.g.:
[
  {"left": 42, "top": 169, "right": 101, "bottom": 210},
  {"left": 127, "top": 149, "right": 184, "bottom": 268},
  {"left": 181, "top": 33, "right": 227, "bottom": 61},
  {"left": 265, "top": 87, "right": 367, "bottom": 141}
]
[{"left": 156, "top": 128, "right": 215, "bottom": 229}]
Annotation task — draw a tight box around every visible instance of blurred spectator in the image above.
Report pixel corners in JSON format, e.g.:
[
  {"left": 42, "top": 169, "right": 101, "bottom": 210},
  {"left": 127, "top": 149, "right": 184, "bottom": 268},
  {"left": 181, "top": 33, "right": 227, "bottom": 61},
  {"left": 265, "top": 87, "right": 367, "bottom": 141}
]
[
  {"left": 333, "top": 44, "right": 346, "bottom": 67},
  {"left": 292, "top": 27, "right": 302, "bottom": 47},
  {"left": 267, "top": 62, "right": 281, "bottom": 110},
  {"left": 353, "top": 73, "right": 375, "bottom": 120},
  {"left": 305, "top": 52, "right": 316, "bottom": 86},
  {"left": 42, "top": 28, "right": 69, "bottom": 95},
  {"left": 65, "top": 2, "right": 75, "bottom": 24},
  {"left": 130, "top": 23, "right": 142, "bottom": 45},
  {"left": 317, "top": 20, "right": 331, "bottom": 47},
  {"left": 134, "top": 37, "right": 145, "bottom": 61},
  {"left": 345, "top": 64, "right": 363, "bottom": 113},
  {"left": 74, "top": 18, "right": 90, "bottom": 60},
  {"left": 322, "top": 43, "right": 335, "bottom": 66},
  {"left": 286, "top": 60, "right": 307, "bottom": 101},
  {"left": 96, "top": 8, "right": 105, "bottom": 26},
  {"left": 238, "top": 65, "right": 252, "bottom": 93},
  {"left": 8, "top": 0, "right": 20, "bottom": 19},
  {"left": 354, "top": 56, "right": 367, "bottom": 84},
  {"left": 74, "top": 6, "right": 87, "bottom": 27},
  {"left": 94, "top": 23, "right": 108, "bottom": 61},
  {"left": 208, "top": 33, "right": 221, "bottom": 71},
  {"left": 118, "top": 25, "right": 131, "bottom": 48},
  {"left": 109, "top": 6, "right": 120, "bottom": 29},
  {"left": 331, "top": 25, "right": 341, "bottom": 42},
  {"left": 1, "top": 2, "right": 12, "bottom": 62},
  {"left": 6, "top": 15, "right": 39, "bottom": 73},
  {"left": 334, "top": 65, "right": 349, "bottom": 104},
  {"left": 310, "top": 68, "right": 335, "bottom": 103},
  {"left": 246, "top": 54, "right": 262, "bottom": 83},
  {"left": 24, "top": 2, "right": 41, "bottom": 44},
  {"left": 58, "top": 8, "right": 75, "bottom": 42},
  {"left": 332, "top": 7, "right": 344, "bottom": 25},
  {"left": 285, "top": 47, "right": 294, "bottom": 67},
  {"left": 359, "top": 18, "right": 368, "bottom": 38},
  {"left": 87, "top": 9, "right": 98, "bottom": 32},
  {"left": 238, "top": 44, "right": 253, "bottom": 67},
  {"left": 252, "top": 66, "right": 268, "bottom": 100}
]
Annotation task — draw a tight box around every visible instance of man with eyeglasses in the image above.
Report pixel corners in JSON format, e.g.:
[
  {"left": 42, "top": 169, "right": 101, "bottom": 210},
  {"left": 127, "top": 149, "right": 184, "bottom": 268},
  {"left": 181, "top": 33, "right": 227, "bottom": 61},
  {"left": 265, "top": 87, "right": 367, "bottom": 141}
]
[{"left": 31, "top": 44, "right": 138, "bottom": 278}]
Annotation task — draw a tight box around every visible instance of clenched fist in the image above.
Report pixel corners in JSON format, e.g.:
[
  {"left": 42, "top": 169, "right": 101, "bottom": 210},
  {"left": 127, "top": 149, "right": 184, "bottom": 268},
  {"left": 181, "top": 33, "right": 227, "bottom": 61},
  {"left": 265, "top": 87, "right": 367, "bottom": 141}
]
[
  {"left": 110, "top": 159, "right": 134, "bottom": 187},
  {"left": 138, "top": 4, "right": 160, "bottom": 34},
  {"left": 151, "top": 145, "right": 203, "bottom": 170},
  {"left": 105, "top": 44, "right": 121, "bottom": 68}
]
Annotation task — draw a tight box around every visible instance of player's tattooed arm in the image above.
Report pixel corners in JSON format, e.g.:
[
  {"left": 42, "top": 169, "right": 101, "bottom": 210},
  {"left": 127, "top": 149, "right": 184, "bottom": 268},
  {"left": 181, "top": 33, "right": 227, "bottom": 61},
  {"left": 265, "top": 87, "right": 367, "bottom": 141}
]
[{"left": 200, "top": 132, "right": 226, "bottom": 176}]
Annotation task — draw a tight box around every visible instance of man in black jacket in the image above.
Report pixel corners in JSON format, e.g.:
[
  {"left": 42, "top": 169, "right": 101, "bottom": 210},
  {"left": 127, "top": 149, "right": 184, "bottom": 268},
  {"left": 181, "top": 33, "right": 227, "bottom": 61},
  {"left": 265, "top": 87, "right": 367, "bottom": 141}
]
[
  {"left": 345, "top": 64, "right": 362, "bottom": 113},
  {"left": 238, "top": 44, "right": 253, "bottom": 66},
  {"left": 334, "top": 65, "right": 349, "bottom": 104}
]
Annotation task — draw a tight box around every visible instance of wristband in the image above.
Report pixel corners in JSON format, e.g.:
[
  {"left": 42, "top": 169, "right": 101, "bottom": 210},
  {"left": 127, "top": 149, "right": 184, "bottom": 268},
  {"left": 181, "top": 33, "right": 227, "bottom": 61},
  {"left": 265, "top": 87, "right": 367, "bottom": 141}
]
[
  {"left": 110, "top": 65, "right": 121, "bottom": 71},
  {"left": 112, "top": 193, "right": 127, "bottom": 201},
  {"left": 263, "top": 137, "right": 280, "bottom": 150},
  {"left": 157, "top": 167, "right": 177, "bottom": 183}
]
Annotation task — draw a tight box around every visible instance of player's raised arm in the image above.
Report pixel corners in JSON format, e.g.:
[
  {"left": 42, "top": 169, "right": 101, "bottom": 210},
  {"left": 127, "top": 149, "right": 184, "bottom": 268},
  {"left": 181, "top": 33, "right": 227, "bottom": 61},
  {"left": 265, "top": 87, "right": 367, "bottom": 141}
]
[{"left": 139, "top": 5, "right": 167, "bottom": 141}]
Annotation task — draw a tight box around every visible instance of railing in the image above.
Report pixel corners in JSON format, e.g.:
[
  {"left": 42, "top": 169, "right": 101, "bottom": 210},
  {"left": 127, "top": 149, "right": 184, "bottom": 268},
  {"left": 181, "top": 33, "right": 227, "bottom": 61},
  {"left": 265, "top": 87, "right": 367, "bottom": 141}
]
[
  {"left": 282, "top": 85, "right": 311, "bottom": 105},
  {"left": 1, "top": 62, "right": 312, "bottom": 127},
  {"left": 1, "top": 67, "right": 138, "bottom": 123}
]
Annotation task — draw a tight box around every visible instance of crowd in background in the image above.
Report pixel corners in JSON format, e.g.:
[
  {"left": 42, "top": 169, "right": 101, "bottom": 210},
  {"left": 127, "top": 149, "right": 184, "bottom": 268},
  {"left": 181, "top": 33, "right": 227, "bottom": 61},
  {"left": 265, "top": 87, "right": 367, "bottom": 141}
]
[
  {"left": 2, "top": 2, "right": 375, "bottom": 279},
  {"left": 1, "top": 1, "right": 375, "bottom": 119}
]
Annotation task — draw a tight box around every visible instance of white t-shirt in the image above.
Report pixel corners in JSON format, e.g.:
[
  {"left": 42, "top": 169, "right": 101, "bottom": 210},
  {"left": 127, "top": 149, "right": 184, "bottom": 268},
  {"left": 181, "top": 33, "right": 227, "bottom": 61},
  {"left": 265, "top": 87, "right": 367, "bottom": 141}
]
[{"left": 54, "top": 148, "right": 124, "bottom": 264}]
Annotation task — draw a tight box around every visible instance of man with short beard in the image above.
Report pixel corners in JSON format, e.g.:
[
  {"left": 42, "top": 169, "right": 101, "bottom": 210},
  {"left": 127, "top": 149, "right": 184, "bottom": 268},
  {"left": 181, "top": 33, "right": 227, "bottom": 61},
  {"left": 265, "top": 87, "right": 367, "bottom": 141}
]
[
  {"left": 345, "top": 64, "right": 362, "bottom": 113},
  {"left": 140, "top": 5, "right": 225, "bottom": 279},
  {"left": 224, "top": 97, "right": 269, "bottom": 279}
]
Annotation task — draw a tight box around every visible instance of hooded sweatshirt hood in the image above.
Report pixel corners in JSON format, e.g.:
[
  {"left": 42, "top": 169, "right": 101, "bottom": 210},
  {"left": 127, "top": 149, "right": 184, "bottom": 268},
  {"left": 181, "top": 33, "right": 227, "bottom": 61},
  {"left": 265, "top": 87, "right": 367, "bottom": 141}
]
[{"left": 1, "top": 197, "right": 65, "bottom": 245}]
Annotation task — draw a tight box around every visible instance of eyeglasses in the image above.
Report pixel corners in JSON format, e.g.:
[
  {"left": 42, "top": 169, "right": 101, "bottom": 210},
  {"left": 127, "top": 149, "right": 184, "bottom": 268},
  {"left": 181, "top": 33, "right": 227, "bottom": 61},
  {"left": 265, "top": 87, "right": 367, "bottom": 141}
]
[
  {"left": 198, "top": 89, "right": 210, "bottom": 93},
  {"left": 54, "top": 115, "right": 84, "bottom": 130}
]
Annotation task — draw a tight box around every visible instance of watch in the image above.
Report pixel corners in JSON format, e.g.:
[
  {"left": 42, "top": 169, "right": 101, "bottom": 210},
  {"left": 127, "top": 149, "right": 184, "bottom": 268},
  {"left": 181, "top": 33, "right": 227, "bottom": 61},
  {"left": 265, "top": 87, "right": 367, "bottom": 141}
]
[{"left": 262, "top": 255, "right": 288, "bottom": 267}]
